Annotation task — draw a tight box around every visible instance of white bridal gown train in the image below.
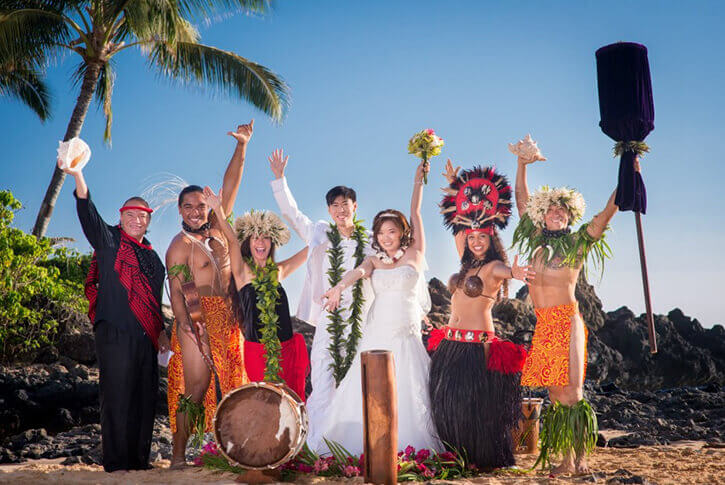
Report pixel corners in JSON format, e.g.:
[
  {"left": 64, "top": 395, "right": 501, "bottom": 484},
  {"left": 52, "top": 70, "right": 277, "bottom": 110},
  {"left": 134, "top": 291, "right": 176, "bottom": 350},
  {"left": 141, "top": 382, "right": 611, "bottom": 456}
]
[{"left": 308, "top": 264, "right": 441, "bottom": 455}]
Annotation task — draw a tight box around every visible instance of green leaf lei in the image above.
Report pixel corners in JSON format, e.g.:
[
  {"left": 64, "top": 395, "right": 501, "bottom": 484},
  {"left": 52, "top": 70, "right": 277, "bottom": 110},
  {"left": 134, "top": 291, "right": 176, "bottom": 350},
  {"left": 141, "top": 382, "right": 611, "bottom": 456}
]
[
  {"left": 511, "top": 214, "right": 612, "bottom": 279},
  {"left": 325, "top": 218, "right": 368, "bottom": 386},
  {"left": 246, "top": 257, "right": 283, "bottom": 383}
]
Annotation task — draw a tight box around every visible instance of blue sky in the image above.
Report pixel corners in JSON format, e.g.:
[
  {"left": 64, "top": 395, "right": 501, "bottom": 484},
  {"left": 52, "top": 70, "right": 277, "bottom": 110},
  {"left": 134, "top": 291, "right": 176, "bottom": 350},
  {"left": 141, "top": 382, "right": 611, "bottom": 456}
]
[{"left": 1, "top": 0, "right": 723, "bottom": 328}]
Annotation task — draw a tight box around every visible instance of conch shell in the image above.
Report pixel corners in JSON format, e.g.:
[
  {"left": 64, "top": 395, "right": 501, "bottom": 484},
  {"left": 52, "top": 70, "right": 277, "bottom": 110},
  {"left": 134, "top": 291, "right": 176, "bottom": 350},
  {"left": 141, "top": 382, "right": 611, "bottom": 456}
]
[
  {"left": 508, "top": 134, "right": 546, "bottom": 162},
  {"left": 57, "top": 137, "right": 91, "bottom": 171}
]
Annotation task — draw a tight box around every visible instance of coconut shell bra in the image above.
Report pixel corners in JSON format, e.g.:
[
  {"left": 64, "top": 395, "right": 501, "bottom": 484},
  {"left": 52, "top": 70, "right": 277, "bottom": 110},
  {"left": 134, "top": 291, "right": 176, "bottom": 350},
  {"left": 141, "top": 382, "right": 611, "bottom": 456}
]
[{"left": 448, "top": 265, "right": 495, "bottom": 300}]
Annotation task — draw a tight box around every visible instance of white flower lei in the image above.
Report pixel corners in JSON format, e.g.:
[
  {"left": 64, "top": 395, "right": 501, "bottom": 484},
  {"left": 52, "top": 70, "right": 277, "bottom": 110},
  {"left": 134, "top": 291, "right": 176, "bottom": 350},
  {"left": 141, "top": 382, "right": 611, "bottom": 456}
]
[{"left": 525, "top": 186, "right": 586, "bottom": 228}]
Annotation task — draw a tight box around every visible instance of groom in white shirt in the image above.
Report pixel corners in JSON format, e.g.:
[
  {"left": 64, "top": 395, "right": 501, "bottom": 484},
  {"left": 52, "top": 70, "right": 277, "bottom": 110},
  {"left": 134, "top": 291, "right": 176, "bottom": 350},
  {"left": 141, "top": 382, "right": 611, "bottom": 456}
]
[{"left": 268, "top": 149, "right": 374, "bottom": 436}]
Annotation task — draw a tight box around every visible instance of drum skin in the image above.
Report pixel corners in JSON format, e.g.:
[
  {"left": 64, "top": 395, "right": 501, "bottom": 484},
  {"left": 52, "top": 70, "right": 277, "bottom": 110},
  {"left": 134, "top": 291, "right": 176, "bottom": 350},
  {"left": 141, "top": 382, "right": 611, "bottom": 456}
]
[{"left": 213, "top": 381, "right": 308, "bottom": 470}]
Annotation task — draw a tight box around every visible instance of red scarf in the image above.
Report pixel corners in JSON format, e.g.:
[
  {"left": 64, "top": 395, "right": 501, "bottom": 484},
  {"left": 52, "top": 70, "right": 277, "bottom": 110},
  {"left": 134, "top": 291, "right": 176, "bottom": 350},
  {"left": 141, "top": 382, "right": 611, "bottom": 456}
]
[{"left": 84, "top": 230, "right": 163, "bottom": 349}]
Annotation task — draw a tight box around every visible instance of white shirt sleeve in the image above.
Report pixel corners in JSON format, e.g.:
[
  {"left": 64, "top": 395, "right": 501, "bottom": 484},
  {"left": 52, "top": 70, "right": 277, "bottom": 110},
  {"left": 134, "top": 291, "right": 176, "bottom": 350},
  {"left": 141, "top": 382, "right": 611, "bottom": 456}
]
[{"left": 270, "top": 176, "right": 315, "bottom": 244}]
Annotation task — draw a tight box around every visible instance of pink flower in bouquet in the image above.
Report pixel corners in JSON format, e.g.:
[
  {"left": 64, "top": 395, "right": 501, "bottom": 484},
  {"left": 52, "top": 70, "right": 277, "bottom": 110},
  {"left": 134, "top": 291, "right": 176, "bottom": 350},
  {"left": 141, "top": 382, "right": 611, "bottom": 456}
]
[
  {"left": 202, "top": 441, "right": 219, "bottom": 455},
  {"left": 313, "top": 458, "right": 329, "bottom": 473},
  {"left": 404, "top": 445, "right": 416, "bottom": 459},
  {"left": 426, "top": 129, "right": 434, "bottom": 135},
  {"left": 439, "top": 451, "right": 457, "bottom": 461},
  {"left": 397, "top": 451, "right": 405, "bottom": 458},
  {"left": 415, "top": 448, "right": 431, "bottom": 463},
  {"left": 343, "top": 465, "right": 361, "bottom": 477}
]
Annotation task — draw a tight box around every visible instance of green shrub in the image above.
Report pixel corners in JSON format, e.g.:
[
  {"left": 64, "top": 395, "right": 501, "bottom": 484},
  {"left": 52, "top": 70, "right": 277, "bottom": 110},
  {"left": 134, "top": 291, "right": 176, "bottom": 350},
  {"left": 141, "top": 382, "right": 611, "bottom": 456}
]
[{"left": 0, "top": 190, "right": 88, "bottom": 363}]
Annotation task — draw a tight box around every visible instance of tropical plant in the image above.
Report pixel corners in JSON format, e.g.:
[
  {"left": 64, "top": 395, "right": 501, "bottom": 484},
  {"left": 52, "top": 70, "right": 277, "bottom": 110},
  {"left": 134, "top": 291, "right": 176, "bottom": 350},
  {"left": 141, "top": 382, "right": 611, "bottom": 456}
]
[
  {"left": 0, "top": 190, "right": 87, "bottom": 363},
  {"left": 0, "top": 0, "right": 290, "bottom": 237},
  {"left": 0, "top": 47, "right": 50, "bottom": 121}
]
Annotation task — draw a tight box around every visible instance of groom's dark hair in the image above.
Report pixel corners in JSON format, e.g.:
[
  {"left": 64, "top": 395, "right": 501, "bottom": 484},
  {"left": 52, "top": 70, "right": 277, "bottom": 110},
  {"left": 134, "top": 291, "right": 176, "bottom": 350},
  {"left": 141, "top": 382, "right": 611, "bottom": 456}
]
[{"left": 325, "top": 186, "right": 357, "bottom": 206}]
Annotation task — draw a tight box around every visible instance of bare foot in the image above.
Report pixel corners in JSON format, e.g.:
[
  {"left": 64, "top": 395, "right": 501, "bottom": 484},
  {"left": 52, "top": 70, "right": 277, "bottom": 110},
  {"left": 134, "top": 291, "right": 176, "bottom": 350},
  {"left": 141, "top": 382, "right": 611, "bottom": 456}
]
[
  {"left": 550, "top": 457, "right": 576, "bottom": 476},
  {"left": 169, "top": 460, "right": 189, "bottom": 470},
  {"left": 574, "top": 456, "right": 590, "bottom": 475}
]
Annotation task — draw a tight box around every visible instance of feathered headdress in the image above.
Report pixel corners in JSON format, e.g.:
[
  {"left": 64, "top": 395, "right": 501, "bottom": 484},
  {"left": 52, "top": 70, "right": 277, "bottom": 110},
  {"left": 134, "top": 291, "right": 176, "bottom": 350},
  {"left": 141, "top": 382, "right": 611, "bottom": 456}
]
[
  {"left": 440, "top": 166, "right": 512, "bottom": 235},
  {"left": 525, "top": 186, "right": 586, "bottom": 228},
  {"left": 234, "top": 210, "right": 291, "bottom": 247}
]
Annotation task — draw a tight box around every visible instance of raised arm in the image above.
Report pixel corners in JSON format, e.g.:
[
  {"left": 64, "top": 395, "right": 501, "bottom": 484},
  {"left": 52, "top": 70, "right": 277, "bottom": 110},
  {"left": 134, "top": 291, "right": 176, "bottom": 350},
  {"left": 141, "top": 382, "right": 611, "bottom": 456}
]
[
  {"left": 269, "top": 148, "right": 315, "bottom": 243},
  {"left": 278, "top": 246, "right": 309, "bottom": 281},
  {"left": 586, "top": 157, "right": 640, "bottom": 240},
  {"left": 58, "top": 158, "right": 112, "bottom": 250},
  {"left": 322, "top": 256, "right": 375, "bottom": 312},
  {"left": 221, "top": 120, "right": 254, "bottom": 216},
  {"left": 409, "top": 160, "right": 429, "bottom": 253},
  {"left": 203, "top": 186, "right": 247, "bottom": 290},
  {"left": 515, "top": 156, "right": 533, "bottom": 218}
]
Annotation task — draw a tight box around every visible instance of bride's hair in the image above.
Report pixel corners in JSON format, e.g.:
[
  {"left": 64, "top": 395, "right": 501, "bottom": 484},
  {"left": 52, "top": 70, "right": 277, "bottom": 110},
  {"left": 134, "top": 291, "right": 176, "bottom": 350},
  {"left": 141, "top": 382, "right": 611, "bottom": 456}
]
[
  {"left": 371, "top": 209, "right": 412, "bottom": 252},
  {"left": 459, "top": 231, "right": 509, "bottom": 300}
]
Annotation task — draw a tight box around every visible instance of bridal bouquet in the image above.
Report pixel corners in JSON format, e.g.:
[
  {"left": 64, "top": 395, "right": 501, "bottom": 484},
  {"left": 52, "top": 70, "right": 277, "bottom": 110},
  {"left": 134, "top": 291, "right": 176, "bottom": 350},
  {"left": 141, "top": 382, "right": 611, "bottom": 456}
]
[{"left": 408, "top": 128, "right": 444, "bottom": 184}]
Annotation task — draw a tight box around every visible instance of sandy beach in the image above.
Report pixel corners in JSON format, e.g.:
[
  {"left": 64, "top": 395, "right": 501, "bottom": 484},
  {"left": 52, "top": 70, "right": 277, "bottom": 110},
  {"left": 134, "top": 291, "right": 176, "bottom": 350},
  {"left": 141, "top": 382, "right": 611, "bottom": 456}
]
[{"left": 2, "top": 440, "right": 723, "bottom": 484}]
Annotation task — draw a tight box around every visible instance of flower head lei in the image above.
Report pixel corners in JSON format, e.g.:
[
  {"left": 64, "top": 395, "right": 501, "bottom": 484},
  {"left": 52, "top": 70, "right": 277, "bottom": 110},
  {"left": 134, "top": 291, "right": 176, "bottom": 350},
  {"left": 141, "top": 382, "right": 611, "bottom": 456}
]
[
  {"left": 234, "top": 209, "right": 291, "bottom": 246},
  {"left": 525, "top": 186, "right": 586, "bottom": 229}
]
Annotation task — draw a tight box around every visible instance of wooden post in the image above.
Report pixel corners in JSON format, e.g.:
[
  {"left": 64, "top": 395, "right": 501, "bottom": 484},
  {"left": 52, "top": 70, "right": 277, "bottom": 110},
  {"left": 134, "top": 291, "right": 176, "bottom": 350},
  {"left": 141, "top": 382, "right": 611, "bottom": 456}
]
[
  {"left": 635, "top": 213, "right": 658, "bottom": 354},
  {"left": 361, "top": 350, "right": 397, "bottom": 485}
]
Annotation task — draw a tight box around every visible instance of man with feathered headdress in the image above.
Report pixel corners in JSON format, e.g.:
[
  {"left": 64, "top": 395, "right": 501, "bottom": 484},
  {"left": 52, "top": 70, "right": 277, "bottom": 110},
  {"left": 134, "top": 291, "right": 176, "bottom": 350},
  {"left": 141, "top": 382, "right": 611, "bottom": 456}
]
[{"left": 509, "top": 135, "right": 639, "bottom": 475}]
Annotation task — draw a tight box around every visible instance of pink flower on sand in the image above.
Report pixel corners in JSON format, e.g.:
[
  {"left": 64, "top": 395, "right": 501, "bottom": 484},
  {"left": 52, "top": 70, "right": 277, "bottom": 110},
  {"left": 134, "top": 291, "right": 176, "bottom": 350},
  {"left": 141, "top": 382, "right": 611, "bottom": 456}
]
[
  {"left": 417, "top": 462, "right": 428, "bottom": 473},
  {"left": 193, "top": 456, "right": 203, "bottom": 466},
  {"left": 297, "top": 463, "right": 314, "bottom": 473},
  {"left": 423, "top": 468, "right": 435, "bottom": 478},
  {"left": 404, "top": 445, "right": 416, "bottom": 459},
  {"left": 415, "top": 448, "right": 431, "bottom": 463},
  {"left": 343, "top": 465, "right": 361, "bottom": 477},
  {"left": 202, "top": 442, "right": 219, "bottom": 455}
]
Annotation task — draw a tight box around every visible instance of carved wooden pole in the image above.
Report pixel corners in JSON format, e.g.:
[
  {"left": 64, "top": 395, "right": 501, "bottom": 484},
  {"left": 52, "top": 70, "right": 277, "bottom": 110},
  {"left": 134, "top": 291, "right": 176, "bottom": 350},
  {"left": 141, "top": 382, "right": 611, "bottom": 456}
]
[{"left": 361, "top": 350, "right": 397, "bottom": 485}]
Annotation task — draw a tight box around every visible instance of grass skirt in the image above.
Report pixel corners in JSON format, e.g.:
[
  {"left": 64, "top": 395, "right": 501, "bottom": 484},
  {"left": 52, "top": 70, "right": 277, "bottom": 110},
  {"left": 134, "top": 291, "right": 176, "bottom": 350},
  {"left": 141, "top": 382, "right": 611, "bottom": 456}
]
[{"left": 429, "top": 339, "right": 524, "bottom": 470}]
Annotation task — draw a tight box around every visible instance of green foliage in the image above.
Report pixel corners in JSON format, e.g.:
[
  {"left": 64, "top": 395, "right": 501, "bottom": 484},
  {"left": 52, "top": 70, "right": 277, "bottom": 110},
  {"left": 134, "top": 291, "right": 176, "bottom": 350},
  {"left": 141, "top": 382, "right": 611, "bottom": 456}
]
[
  {"left": 533, "top": 399, "right": 598, "bottom": 470},
  {"left": 325, "top": 218, "right": 368, "bottom": 386},
  {"left": 177, "top": 394, "right": 206, "bottom": 449},
  {"left": 246, "top": 257, "right": 283, "bottom": 383},
  {"left": 168, "top": 263, "right": 192, "bottom": 283},
  {"left": 0, "top": 190, "right": 87, "bottom": 363}
]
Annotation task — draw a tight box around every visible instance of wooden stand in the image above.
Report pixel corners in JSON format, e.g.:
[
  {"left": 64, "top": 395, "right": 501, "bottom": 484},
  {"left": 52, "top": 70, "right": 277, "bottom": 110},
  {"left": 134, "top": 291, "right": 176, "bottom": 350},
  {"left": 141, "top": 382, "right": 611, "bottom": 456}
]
[
  {"left": 235, "top": 468, "right": 281, "bottom": 484},
  {"left": 512, "top": 398, "right": 543, "bottom": 455},
  {"left": 635, "top": 212, "right": 658, "bottom": 354},
  {"left": 361, "top": 350, "right": 398, "bottom": 485}
]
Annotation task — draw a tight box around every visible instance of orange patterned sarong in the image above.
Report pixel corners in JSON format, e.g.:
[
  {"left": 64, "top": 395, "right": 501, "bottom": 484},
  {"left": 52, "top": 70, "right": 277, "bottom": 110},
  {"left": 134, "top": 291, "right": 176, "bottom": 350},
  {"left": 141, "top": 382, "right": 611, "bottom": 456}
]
[
  {"left": 167, "top": 296, "right": 248, "bottom": 433},
  {"left": 520, "top": 302, "right": 588, "bottom": 387}
]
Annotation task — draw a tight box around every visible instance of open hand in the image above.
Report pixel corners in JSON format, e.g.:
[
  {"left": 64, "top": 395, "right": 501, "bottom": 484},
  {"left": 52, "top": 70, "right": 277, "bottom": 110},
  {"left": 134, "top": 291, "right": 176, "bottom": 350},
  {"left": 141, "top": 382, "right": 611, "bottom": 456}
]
[
  {"left": 322, "top": 285, "right": 342, "bottom": 312},
  {"left": 202, "top": 186, "right": 225, "bottom": 218},
  {"left": 511, "top": 255, "right": 535, "bottom": 284},
  {"left": 268, "top": 148, "right": 288, "bottom": 179},
  {"left": 443, "top": 158, "right": 460, "bottom": 184},
  {"left": 228, "top": 119, "right": 254, "bottom": 145}
]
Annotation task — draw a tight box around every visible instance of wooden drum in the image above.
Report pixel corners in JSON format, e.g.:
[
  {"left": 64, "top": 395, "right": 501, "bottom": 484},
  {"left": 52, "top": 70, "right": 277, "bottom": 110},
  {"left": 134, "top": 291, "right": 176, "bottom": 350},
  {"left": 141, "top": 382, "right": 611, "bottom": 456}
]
[{"left": 213, "top": 382, "right": 308, "bottom": 470}]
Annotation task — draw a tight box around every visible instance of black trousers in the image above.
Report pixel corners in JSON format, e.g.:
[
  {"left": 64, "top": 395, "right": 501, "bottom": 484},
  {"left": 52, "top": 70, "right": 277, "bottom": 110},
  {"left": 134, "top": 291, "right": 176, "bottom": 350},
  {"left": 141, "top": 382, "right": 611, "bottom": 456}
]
[{"left": 95, "top": 321, "right": 158, "bottom": 472}]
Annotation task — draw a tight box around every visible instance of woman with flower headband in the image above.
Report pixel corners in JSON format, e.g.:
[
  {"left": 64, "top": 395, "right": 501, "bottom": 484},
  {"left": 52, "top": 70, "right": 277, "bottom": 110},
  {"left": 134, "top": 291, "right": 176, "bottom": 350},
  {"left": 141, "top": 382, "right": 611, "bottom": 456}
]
[
  {"left": 427, "top": 160, "right": 531, "bottom": 471},
  {"left": 311, "top": 160, "right": 439, "bottom": 455},
  {"left": 508, "top": 134, "right": 634, "bottom": 475},
  {"left": 202, "top": 186, "right": 310, "bottom": 398}
]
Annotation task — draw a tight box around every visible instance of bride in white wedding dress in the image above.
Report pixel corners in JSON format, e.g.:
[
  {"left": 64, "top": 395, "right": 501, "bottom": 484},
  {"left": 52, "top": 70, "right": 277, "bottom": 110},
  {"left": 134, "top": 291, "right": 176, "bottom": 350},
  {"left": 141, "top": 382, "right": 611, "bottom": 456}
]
[{"left": 308, "top": 160, "right": 441, "bottom": 455}]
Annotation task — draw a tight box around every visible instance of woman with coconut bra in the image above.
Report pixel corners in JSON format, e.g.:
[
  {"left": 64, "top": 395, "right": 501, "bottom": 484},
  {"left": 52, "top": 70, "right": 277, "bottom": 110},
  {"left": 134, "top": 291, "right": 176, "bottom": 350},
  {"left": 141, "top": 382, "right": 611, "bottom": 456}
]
[
  {"left": 427, "top": 160, "right": 532, "bottom": 471},
  {"left": 202, "top": 186, "right": 310, "bottom": 399}
]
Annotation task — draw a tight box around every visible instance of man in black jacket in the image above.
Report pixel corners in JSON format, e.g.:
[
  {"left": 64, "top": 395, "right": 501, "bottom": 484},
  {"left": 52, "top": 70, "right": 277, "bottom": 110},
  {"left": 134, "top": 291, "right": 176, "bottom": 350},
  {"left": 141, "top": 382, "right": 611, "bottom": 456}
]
[{"left": 60, "top": 158, "right": 169, "bottom": 473}]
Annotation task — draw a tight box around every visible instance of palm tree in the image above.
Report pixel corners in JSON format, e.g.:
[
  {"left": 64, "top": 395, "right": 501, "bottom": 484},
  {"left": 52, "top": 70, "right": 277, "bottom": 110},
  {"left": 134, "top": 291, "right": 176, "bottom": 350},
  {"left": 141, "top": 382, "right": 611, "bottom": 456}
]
[{"left": 0, "top": 0, "right": 290, "bottom": 237}]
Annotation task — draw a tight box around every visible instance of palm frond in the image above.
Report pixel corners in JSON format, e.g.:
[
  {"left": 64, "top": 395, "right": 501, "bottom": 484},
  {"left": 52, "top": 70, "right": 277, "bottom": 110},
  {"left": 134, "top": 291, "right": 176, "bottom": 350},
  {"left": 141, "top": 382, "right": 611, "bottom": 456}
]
[
  {"left": 0, "top": 7, "right": 72, "bottom": 60},
  {"left": 150, "top": 41, "right": 289, "bottom": 121},
  {"left": 0, "top": 59, "right": 51, "bottom": 120},
  {"left": 175, "top": 0, "right": 270, "bottom": 21},
  {"left": 122, "top": 0, "right": 199, "bottom": 47},
  {"left": 96, "top": 61, "right": 115, "bottom": 143}
]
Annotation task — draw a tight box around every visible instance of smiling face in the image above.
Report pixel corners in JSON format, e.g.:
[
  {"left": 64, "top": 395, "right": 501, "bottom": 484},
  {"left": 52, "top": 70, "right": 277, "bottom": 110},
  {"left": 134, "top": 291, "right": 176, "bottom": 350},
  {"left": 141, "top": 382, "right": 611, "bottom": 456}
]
[
  {"left": 466, "top": 230, "right": 490, "bottom": 259},
  {"left": 179, "top": 191, "right": 209, "bottom": 230},
  {"left": 120, "top": 207, "right": 150, "bottom": 241},
  {"left": 249, "top": 235, "right": 272, "bottom": 265},
  {"left": 375, "top": 220, "right": 403, "bottom": 255},
  {"left": 327, "top": 196, "right": 357, "bottom": 228},
  {"left": 544, "top": 204, "right": 570, "bottom": 231}
]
